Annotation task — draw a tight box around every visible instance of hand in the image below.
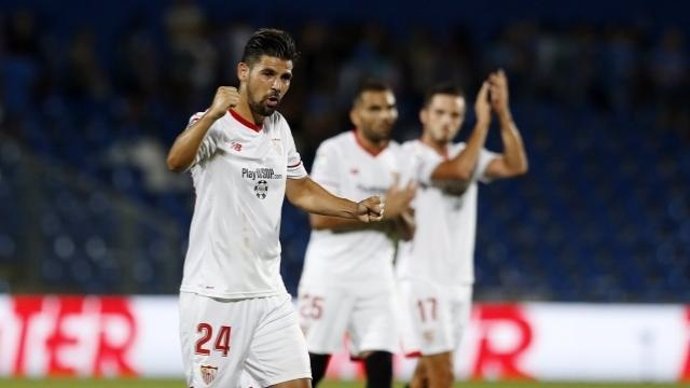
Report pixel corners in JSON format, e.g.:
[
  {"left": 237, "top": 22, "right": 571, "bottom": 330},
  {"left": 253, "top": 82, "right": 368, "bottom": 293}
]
[
  {"left": 489, "top": 69, "right": 511, "bottom": 119},
  {"left": 474, "top": 80, "right": 492, "bottom": 127},
  {"left": 356, "top": 196, "right": 385, "bottom": 223},
  {"left": 393, "top": 208, "right": 416, "bottom": 241},
  {"left": 208, "top": 86, "right": 240, "bottom": 119},
  {"left": 382, "top": 179, "right": 416, "bottom": 220}
]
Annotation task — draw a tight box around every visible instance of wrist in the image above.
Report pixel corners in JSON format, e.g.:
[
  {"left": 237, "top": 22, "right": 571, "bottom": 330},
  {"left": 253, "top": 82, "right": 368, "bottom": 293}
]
[
  {"left": 498, "top": 110, "right": 513, "bottom": 124},
  {"left": 475, "top": 119, "right": 491, "bottom": 130},
  {"left": 207, "top": 108, "right": 226, "bottom": 120},
  {"left": 349, "top": 200, "right": 360, "bottom": 219}
]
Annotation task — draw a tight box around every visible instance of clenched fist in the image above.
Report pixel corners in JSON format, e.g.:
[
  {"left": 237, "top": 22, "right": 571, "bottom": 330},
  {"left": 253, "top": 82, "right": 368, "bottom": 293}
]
[
  {"left": 356, "top": 196, "right": 385, "bottom": 223},
  {"left": 208, "top": 86, "right": 240, "bottom": 119}
]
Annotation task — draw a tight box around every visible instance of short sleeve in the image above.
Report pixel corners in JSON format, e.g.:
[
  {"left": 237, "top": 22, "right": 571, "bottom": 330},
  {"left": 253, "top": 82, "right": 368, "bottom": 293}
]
[
  {"left": 402, "top": 141, "right": 443, "bottom": 186},
  {"left": 284, "top": 124, "right": 308, "bottom": 179},
  {"left": 188, "top": 111, "right": 221, "bottom": 168},
  {"left": 475, "top": 148, "right": 499, "bottom": 183},
  {"left": 309, "top": 140, "right": 341, "bottom": 194}
]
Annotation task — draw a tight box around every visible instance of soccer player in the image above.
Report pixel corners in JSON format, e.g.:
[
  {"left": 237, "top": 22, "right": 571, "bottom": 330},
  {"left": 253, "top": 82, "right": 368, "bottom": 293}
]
[
  {"left": 397, "top": 70, "right": 528, "bottom": 388},
  {"left": 296, "top": 80, "right": 416, "bottom": 388},
  {"left": 166, "top": 28, "right": 384, "bottom": 388}
]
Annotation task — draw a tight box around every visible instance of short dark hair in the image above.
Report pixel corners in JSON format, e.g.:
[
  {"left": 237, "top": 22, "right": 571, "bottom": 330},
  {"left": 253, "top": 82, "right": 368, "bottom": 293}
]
[
  {"left": 422, "top": 83, "right": 465, "bottom": 108},
  {"left": 353, "top": 78, "right": 393, "bottom": 105},
  {"left": 241, "top": 28, "right": 299, "bottom": 65}
]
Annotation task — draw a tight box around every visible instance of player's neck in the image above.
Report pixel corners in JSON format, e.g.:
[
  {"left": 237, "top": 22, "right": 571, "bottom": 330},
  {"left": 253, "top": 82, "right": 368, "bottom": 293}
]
[
  {"left": 420, "top": 134, "right": 448, "bottom": 157},
  {"left": 354, "top": 129, "right": 388, "bottom": 156},
  {"left": 232, "top": 100, "right": 265, "bottom": 129}
]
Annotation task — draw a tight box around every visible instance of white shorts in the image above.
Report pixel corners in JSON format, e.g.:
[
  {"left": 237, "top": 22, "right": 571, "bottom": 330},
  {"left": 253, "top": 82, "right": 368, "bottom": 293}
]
[
  {"left": 179, "top": 292, "right": 311, "bottom": 387},
  {"left": 297, "top": 282, "right": 399, "bottom": 357},
  {"left": 397, "top": 279, "right": 473, "bottom": 356}
]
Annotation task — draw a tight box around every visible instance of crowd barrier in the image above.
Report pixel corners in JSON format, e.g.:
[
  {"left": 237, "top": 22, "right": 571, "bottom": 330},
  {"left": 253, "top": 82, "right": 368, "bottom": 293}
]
[{"left": 0, "top": 295, "right": 688, "bottom": 382}]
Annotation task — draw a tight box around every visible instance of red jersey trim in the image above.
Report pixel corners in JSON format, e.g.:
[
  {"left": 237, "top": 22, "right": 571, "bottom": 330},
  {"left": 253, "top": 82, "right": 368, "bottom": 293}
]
[
  {"left": 229, "top": 109, "right": 262, "bottom": 132},
  {"left": 353, "top": 129, "right": 386, "bottom": 157},
  {"left": 288, "top": 161, "right": 303, "bottom": 168}
]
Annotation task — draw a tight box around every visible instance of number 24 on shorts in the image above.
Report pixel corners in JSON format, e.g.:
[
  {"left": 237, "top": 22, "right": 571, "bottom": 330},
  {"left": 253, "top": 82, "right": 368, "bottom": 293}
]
[{"left": 195, "top": 323, "right": 232, "bottom": 357}]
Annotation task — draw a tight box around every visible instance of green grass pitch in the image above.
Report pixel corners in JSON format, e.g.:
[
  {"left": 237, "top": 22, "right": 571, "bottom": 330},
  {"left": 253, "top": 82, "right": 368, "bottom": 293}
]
[{"left": 0, "top": 379, "right": 683, "bottom": 388}]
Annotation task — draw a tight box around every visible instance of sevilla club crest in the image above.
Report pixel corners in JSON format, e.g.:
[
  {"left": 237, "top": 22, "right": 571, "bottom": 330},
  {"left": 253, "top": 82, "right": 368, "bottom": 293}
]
[
  {"left": 254, "top": 179, "right": 268, "bottom": 199},
  {"left": 200, "top": 364, "right": 218, "bottom": 385}
]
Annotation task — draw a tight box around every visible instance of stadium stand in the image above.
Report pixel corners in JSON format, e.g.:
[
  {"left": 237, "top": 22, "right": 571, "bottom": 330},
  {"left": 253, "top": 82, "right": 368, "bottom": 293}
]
[{"left": 0, "top": 0, "right": 687, "bottom": 302}]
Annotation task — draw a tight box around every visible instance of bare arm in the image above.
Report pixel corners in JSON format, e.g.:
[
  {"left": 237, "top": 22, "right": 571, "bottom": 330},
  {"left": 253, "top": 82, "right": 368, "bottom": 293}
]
[
  {"left": 485, "top": 70, "right": 529, "bottom": 179},
  {"left": 289, "top": 177, "right": 413, "bottom": 232},
  {"left": 285, "top": 177, "right": 384, "bottom": 228},
  {"left": 431, "top": 80, "right": 492, "bottom": 182},
  {"left": 166, "top": 86, "right": 240, "bottom": 172},
  {"left": 309, "top": 212, "right": 374, "bottom": 232}
]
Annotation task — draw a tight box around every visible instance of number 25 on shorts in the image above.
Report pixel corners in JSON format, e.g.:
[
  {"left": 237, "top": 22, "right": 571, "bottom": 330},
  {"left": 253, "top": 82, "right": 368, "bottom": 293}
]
[
  {"left": 195, "top": 323, "right": 232, "bottom": 357},
  {"left": 299, "top": 294, "right": 323, "bottom": 320}
]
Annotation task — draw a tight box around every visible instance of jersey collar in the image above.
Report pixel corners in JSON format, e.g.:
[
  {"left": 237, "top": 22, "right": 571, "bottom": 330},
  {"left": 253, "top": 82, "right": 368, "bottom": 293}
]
[
  {"left": 353, "top": 129, "right": 387, "bottom": 157},
  {"left": 419, "top": 138, "right": 449, "bottom": 160},
  {"left": 229, "top": 109, "right": 263, "bottom": 132}
]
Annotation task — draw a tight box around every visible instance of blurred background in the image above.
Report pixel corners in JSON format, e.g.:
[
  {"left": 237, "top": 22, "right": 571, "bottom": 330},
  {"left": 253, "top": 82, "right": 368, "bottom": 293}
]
[{"left": 0, "top": 0, "right": 688, "bottom": 304}]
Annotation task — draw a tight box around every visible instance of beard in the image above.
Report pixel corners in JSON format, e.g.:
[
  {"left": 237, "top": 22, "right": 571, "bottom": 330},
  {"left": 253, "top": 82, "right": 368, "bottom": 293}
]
[
  {"left": 247, "top": 88, "right": 280, "bottom": 117},
  {"left": 362, "top": 125, "right": 393, "bottom": 143},
  {"left": 249, "top": 99, "right": 275, "bottom": 117}
]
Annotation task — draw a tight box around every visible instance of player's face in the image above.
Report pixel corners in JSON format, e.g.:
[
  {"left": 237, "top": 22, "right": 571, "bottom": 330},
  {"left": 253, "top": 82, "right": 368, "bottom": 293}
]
[
  {"left": 351, "top": 90, "right": 398, "bottom": 143},
  {"left": 420, "top": 94, "right": 466, "bottom": 143},
  {"left": 239, "top": 55, "right": 293, "bottom": 117}
]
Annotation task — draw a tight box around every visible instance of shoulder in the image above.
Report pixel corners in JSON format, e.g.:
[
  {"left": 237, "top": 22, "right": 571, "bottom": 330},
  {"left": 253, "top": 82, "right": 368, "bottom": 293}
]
[
  {"left": 386, "top": 140, "right": 406, "bottom": 158},
  {"left": 450, "top": 141, "right": 467, "bottom": 155},
  {"left": 318, "top": 131, "right": 352, "bottom": 153},
  {"left": 452, "top": 141, "right": 495, "bottom": 156},
  {"left": 387, "top": 139, "right": 402, "bottom": 150},
  {"left": 191, "top": 110, "right": 228, "bottom": 139},
  {"left": 402, "top": 140, "right": 438, "bottom": 160},
  {"left": 270, "top": 111, "right": 287, "bottom": 125},
  {"left": 401, "top": 139, "right": 424, "bottom": 153},
  {"left": 188, "top": 110, "right": 209, "bottom": 124},
  {"left": 266, "top": 112, "right": 290, "bottom": 133}
]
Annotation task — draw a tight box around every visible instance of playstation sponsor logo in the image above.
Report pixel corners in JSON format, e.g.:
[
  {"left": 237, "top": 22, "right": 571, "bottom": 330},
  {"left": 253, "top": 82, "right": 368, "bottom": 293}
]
[{"left": 241, "top": 167, "right": 282, "bottom": 180}]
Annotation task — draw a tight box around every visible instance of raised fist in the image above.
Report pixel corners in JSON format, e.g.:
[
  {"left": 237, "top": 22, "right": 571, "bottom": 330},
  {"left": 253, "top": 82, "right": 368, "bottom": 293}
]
[{"left": 209, "top": 86, "right": 240, "bottom": 119}]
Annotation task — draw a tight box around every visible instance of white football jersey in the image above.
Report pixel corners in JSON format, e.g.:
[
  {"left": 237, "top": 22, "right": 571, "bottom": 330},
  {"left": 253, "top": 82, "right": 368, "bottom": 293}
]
[
  {"left": 180, "top": 109, "right": 307, "bottom": 299},
  {"left": 299, "top": 131, "right": 402, "bottom": 291},
  {"left": 396, "top": 140, "right": 497, "bottom": 285}
]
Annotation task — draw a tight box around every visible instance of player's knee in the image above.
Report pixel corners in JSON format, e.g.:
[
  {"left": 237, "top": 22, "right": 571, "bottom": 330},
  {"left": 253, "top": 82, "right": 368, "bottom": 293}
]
[
  {"left": 413, "top": 361, "right": 427, "bottom": 380},
  {"left": 423, "top": 354, "right": 454, "bottom": 388},
  {"left": 411, "top": 361, "right": 427, "bottom": 385},
  {"left": 428, "top": 364, "right": 453, "bottom": 388},
  {"left": 409, "top": 366, "right": 428, "bottom": 388},
  {"left": 440, "top": 367, "right": 454, "bottom": 388}
]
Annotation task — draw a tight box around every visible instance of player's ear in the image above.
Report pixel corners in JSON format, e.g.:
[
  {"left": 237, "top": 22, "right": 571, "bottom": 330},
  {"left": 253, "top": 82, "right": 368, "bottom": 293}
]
[
  {"left": 419, "top": 108, "right": 427, "bottom": 125},
  {"left": 237, "top": 62, "right": 249, "bottom": 82},
  {"left": 349, "top": 108, "right": 359, "bottom": 128}
]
